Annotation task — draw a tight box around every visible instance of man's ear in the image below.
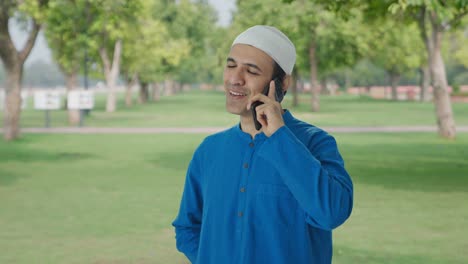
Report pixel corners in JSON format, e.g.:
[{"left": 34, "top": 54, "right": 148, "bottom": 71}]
[{"left": 282, "top": 75, "right": 292, "bottom": 94}]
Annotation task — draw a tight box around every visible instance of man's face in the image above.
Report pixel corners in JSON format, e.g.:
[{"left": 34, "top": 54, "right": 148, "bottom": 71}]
[{"left": 223, "top": 44, "right": 274, "bottom": 116}]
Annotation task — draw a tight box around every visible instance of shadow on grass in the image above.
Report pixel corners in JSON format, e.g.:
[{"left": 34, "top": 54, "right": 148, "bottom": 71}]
[
  {"left": 0, "top": 138, "right": 96, "bottom": 186},
  {"left": 0, "top": 168, "right": 25, "bottom": 186},
  {"left": 0, "top": 148, "right": 96, "bottom": 163},
  {"left": 0, "top": 134, "right": 96, "bottom": 163},
  {"left": 0, "top": 151, "right": 96, "bottom": 187},
  {"left": 342, "top": 141, "right": 468, "bottom": 193}
]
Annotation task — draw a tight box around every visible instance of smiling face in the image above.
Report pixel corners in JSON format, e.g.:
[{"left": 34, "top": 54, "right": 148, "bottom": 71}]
[{"left": 223, "top": 44, "right": 275, "bottom": 117}]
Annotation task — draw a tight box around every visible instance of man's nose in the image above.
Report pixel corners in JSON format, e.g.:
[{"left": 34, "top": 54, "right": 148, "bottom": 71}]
[{"left": 228, "top": 69, "right": 245, "bottom": 86}]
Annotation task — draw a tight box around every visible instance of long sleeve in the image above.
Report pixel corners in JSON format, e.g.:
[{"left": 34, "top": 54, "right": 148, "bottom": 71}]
[
  {"left": 257, "top": 125, "right": 353, "bottom": 230},
  {"left": 172, "top": 149, "right": 204, "bottom": 263}
]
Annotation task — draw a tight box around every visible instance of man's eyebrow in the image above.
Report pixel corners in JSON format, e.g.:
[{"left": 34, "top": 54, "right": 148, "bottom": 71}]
[{"left": 226, "top": 57, "right": 263, "bottom": 73}]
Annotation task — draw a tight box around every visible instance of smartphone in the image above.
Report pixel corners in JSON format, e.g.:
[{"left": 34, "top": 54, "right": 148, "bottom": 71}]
[{"left": 252, "top": 77, "right": 284, "bottom": 130}]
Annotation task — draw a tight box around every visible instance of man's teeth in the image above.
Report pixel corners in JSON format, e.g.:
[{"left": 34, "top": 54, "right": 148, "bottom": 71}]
[{"left": 230, "top": 91, "right": 247, "bottom": 96}]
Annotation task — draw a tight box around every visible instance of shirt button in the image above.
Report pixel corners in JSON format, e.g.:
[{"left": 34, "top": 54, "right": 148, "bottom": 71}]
[
  {"left": 249, "top": 142, "right": 254, "bottom": 148},
  {"left": 238, "top": 211, "right": 244, "bottom": 217},
  {"left": 243, "top": 163, "right": 249, "bottom": 169},
  {"left": 240, "top": 187, "right": 245, "bottom": 193}
]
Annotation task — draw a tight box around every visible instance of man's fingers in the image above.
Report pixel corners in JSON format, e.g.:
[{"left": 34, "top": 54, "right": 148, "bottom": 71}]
[
  {"left": 268, "top": 80, "right": 276, "bottom": 99},
  {"left": 255, "top": 104, "right": 268, "bottom": 127},
  {"left": 247, "top": 81, "right": 277, "bottom": 110}
]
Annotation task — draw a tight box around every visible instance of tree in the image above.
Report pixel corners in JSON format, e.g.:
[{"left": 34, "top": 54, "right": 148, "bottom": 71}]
[
  {"left": 367, "top": 20, "right": 424, "bottom": 100},
  {"left": 121, "top": 0, "right": 190, "bottom": 105},
  {"left": 85, "top": 0, "right": 143, "bottom": 112},
  {"left": 286, "top": 0, "right": 466, "bottom": 138},
  {"left": 45, "top": 0, "right": 91, "bottom": 125},
  {"left": 389, "top": 1, "right": 467, "bottom": 138},
  {"left": 170, "top": 0, "right": 220, "bottom": 86},
  {"left": 0, "top": 0, "right": 49, "bottom": 141},
  {"left": 294, "top": 4, "right": 367, "bottom": 110},
  {"left": 152, "top": 0, "right": 220, "bottom": 92}
]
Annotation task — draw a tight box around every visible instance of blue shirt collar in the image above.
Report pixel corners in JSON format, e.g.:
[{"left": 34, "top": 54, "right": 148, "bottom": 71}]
[{"left": 234, "top": 110, "right": 294, "bottom": 143}]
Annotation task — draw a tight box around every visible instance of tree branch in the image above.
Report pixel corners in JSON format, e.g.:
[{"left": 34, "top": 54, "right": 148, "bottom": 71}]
[
  {"left": 18, "top": 20, "right": 41, "bottom": 63},
  {"left": 448, "top": 8, "right": 468, "bottom": 27},
  {"left": 0, "top": 1, "right": 18, "bottom": 67},
  {"left": 112, "top": 39, "right": 122, "bottom": 74},
  {"left": 99, "top": 46, "right": 111, "bottom": 77}
]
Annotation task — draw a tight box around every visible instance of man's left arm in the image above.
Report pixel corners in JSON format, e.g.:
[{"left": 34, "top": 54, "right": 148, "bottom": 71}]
[{"left": 257, "top": 126, "right": 353, "bottom": 230}]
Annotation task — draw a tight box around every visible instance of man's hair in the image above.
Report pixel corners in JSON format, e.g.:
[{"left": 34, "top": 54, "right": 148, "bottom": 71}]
[{"left": 273, "top": 61, "right": 286, "bottom": 81}]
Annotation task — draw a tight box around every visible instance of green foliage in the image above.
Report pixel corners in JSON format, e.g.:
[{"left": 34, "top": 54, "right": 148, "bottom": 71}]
[
  {"left": 161, "top": 0, "right": 222, "bottom": 84},
  {"left": 17, "top": 0, "right": 49, "bottom": 23},
  {"left": 120, "top": 1, "right": 190, "bottom": 84},
  {"left": 389, "top": 0, "right": 468, "bottom": 23},
  {"left": 452, "top": 71, "right": 468, "bottom": 88},
  {"left": 347, "top": 59, "right": 388, "bottom": 87},
  {"left": 44, "top": 0, "right": 145, "bottom": 80},
  {"left": 367, "top": 19, "right": 424, "bottom": 76},
  {"left": 45, "top": 0, "right": 90, "bottom": 74},
  {"left": 449, "top": 23, "right": 468, "bottom": 68}
]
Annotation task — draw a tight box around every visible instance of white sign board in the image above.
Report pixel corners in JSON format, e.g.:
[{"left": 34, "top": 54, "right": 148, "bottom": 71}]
[
  {"left": 68, "top": 90, "right": 94, "bottom": 110},
  {"left": 21, "top": 91, "right": 28, "bottom": 109},
  {"left": 34, "top": 91, "right": 62, "bottom": 110},
  {"left": 0, "top": 90, "right": 28, "bottom": 110}
]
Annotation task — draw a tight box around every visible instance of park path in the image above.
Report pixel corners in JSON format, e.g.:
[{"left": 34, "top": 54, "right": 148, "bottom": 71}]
[{"left": 8, "top": 125, "right": 468, "bottom": 134}]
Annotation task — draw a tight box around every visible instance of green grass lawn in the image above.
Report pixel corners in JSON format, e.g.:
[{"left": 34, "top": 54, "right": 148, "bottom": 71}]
[
  {"left": 6, "top": 90, "right": 468, "bottom": 128},
  {"left": 1, "top": 133, "right": 467, "bottom": 263}
]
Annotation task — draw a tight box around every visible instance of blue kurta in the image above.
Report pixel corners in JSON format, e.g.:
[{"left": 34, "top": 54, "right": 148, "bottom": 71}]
[{"left": 172, "top": 111, "right": 353, "bottom": 264}]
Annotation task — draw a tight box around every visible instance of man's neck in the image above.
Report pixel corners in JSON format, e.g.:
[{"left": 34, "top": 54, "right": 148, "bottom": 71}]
[{"left": 239, "top": 114, "right": 262, "bottom": 139}]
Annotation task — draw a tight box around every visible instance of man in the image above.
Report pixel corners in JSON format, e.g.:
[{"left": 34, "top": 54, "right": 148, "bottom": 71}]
[{"left": 172, "top": 25, "right": 353, "bottom": 264}]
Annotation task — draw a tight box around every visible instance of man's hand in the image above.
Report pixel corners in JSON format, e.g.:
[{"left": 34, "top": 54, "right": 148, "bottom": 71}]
[{"left": 247, "top": 80, "right": 285, "bottom": 137}]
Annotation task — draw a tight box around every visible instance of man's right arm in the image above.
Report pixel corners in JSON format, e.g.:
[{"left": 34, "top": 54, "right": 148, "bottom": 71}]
[{"left": 172, "top": 150, "right": 204, "bottom": 263}]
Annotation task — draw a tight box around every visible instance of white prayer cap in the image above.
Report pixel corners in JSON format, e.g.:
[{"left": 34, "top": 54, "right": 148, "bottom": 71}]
[{"left": 232, "top": 25, "right": 296, "bottom": 75}]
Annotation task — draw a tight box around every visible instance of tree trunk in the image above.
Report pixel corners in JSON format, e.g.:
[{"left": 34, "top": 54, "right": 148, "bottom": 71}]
[
  {"left": 164, "top": 79, "right": 174, "bottom": 96},
  {"left": 0, "top": 14, "right": 41, "bottom": 140},
  {"left": 428, "top": 13, "right": 456, "bottom": 139},
  {"left": 125, "top": 73, "right": 138, "bottom": 107},
  {"left": 430, "top": 29, "right": 456, "bottom": 139},
  {"left": 344, "top": 69, "right": 352, "bottom": 91},
  {"left": 105, "top": 74, "right": 117, "bottom": 112},
  {"left": 418, "top": 8, "right": 455, "bottom": 138},
  {"left": 152, "top": 82, "right": 161, "bottom": 102},
  {"left": 419, "top": 65, "right": 430, "bottom": 102},
  {"left": 65, "top": 71, "right": 80, "bottom": 126},
  {"left": 389, "top": 72, "right": 400, "bottom": 101},
  {"left": 3, "top": 65, "right": 23, "bottom": 140},
  {"left": 139, "top": 82, "right": 149, "bottom": 104},
  {"left": 99, "top": 39, "right": 122, "bottom": 113},
  {"left": 309, "top": 40, "right": 320, "bottom": 112},
  {"left": 175, "top": 81, "right": 182, "bottom": 94}
]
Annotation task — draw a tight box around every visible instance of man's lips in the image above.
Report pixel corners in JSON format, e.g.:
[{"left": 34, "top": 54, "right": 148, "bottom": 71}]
[{"left": 228, "top": 90, "right": 248, "bottom": 97}]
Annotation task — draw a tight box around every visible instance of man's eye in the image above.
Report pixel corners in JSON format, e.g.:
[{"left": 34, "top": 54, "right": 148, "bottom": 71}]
[
  {"left": 247, "top": 70, "right": 259, "bottom": 75},
  {"left": 226, "top": 64, "right": 236, "bottom": 68}
]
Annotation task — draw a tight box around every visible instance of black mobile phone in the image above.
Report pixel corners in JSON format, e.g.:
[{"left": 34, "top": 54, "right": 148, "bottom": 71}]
[{"left": 252, "top": 77, "right": 284, "bottom": 130}]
